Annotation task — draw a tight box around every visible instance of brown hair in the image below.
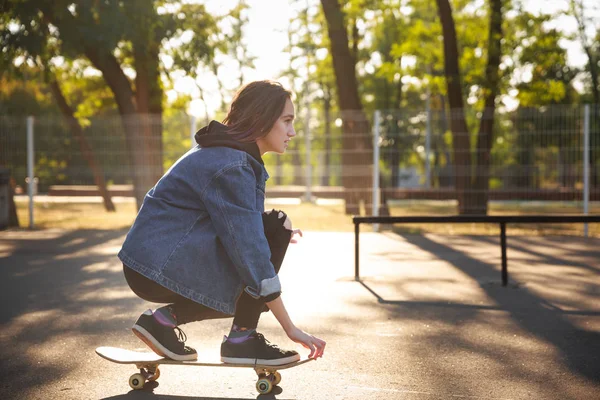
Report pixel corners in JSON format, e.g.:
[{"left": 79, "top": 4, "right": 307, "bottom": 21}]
[{"left": 222, "top": 80, "right": 293, "bottom": 142}]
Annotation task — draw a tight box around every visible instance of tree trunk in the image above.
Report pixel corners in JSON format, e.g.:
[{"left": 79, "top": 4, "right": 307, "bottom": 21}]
[
  {"left": 593, "top": 107, "right": 600, "bottom": 189},
  {"left": 129, "top": 0, "right": 164, "bottom": 207},
  {"left": 134, "top": 36, "right": 164, "bottom": 207},
  {"left": 321, "top": 0, "right": 373, "bottom": 215},
  {"left": 571, "top": 0, "right": 599, "bottom": 105},
  {"left": 49, "top": 80, "right": 116, "bottom": 212},
  {"left": 438, "top": 95, "right": 453, "bottom": 188},
  {"left": 275, "top": 156, "right": 282, "bottom": 186},
  {"left": 583, "top": 45, "right": 600, "bottom": 106},
  {"left": 472, "top": 0, "right": 503, "bottom": 215},
  {"left": 322, "top": 85, "right": 332, "bottom": 187},
  {"left": 571, "top": 0, "right": 599, "bottom": 188},
  {"left": 516, "top": 135, "right": 534, "bottom": 188},
  {"left": 378, "top": 54, "right": 402, "bottom": 217},
  {"left": 0, "top": 134, "right": 18, "bottom": 227},
  {"left": 83, "top": 46, "right": 151, "bottom": 208},
  {"left": 0, "top": 144, "right": 19, "bottom": 227},
  {"left": 8, "top": 175, "right": 19, "bottom": 228},
  {"left": 435, "top": 0, "right": 473, "bottom": 214},
  {"left": 582, "top": 43, "right": 599, "bottom": 190},
  {"left": 41, "top": 5, "right": 162, "bottom": 210}
]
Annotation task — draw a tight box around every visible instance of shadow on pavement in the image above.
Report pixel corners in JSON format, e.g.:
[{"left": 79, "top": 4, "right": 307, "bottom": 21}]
[
  {"left": 101, "top": 395, "right": 284, "bottom": 400},
  {"left": 0, "top": 229, "right": 144, "bottom": 398},
  {"left": 473, "top": 234, "right": 600, "bottom": 274},
  {"left": 0, "top": 229, "right": 303, "bottom": 400},
  {"left": 385, "top": 233, "right": 600, "bottom": 383},
  {"left": 0, "top": 228, "right": 132, "bottom": 324},
  {"left": 358, "top": 279, "right": 600, "bottom": 316},
  {"left": 101, "top": 381, "right": 289, "bottom": 400}
]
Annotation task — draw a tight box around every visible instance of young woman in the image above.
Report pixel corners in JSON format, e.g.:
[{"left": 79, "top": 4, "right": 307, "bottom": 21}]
[{"left": 118, "top": 80, "right": 326, "bottom": 365}]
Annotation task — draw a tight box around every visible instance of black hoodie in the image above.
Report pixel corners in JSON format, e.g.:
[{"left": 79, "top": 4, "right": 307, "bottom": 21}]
[{"left": 194, "top": 120, "right": 264, "bottom": 165}]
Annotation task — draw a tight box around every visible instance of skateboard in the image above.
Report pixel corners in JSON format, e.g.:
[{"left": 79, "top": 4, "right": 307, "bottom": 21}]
[{"left": 95, "top": 346, "right": 313, "bottom": 395}]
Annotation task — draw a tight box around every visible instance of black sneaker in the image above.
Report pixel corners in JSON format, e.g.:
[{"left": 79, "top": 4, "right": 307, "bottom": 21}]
[
  {"left": 132, "top": 309, "right": 197, "bottom": 361},
  {"left": 220, "top": 332, "right": 300, "bottom": 365}
]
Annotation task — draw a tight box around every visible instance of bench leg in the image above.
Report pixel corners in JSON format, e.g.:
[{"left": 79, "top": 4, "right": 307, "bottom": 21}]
[{"left": 500, "top": 222, "right": 508, "bottom": 286}]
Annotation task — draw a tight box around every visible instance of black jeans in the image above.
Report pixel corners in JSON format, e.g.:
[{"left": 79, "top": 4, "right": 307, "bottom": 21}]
[{"left": 123, "top": 210, "right": 292, "bottom": 329}]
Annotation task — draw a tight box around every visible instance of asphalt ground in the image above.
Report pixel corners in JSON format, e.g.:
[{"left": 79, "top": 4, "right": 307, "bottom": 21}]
[{"left": 1, "top": 229, "right": 599, "bottom": 400}]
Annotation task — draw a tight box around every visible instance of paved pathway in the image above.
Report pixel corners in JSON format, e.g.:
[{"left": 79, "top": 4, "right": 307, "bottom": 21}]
[{"left": 1, "top": 229, "right": 599, "bottom": 399}]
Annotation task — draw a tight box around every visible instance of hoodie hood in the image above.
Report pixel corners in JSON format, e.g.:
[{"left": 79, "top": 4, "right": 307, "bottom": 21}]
[{"left": 194, "top": 120, "right": 263, "bottom": 165}]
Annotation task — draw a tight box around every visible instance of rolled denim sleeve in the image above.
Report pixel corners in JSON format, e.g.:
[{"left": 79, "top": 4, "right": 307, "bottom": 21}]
[{"left": 200, "top": 161, "right": 280, "bottom": 299}]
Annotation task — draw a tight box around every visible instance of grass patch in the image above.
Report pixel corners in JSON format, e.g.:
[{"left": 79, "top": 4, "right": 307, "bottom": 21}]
[
  {"left": 15, "top": 201, "right": 138, "bottom": 230},
  {"left": 14, "top": 199, "right": 364, "bottom": 232},
  {"left": 387, "top": 200, "right": 600, "bottom": 237},
  {"left": 12, "top": 198, "right": 600, "bottom": 237}
]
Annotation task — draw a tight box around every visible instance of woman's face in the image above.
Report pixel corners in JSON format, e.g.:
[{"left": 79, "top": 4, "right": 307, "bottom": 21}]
[{"left": 257, "top": 98, "right": 296, "bottom": 155}]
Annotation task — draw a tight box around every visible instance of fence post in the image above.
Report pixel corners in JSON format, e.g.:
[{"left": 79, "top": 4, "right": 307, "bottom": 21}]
[
  {"left": 304, "top": 106, "right": 312, "bottom": 202},
  {"left": 584, "top": 104, "right": 590, "bottom": 237},
  {"left": 190, "top": 115, "right": 197, "bottom": 149},
  {"left": 354, "top": 220, "right": 360, "bottom": 281},
  {"left": 26, "top": 116, "right": 35, "bottom": 229},
  {"left": 373, "top": 110, "right": 381, "bottom": 232},
  {"left": 500, "top": 222, "right": 508, "bottom": 286},
  {"left": 425, "top": 90, "right": 432, "bottom": 188}
]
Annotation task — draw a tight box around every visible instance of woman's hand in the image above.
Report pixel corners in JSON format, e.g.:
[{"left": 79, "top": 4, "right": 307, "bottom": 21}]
[
  {"left": 290, "top": 228, "right": 303, "bottom": 243},
  {"left": 280, "top": 212, "right": 302, "bottom": 243},
  {"left": 286, "top": 327, "right": 326, "bottom": 359}
]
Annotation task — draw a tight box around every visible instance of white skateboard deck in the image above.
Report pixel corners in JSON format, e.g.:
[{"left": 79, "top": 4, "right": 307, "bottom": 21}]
[
  {"left": 95, "top": 346, "right": 313, "bottom": 394},
  {"left": 95, "top": 346, "right": 311, "bottom": 369}
]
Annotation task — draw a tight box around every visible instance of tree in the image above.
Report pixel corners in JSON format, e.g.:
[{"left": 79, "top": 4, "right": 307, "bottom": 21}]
[
  {"left": 167, "top": 0, "right": 253, "bottom": 120},
  {"left": 508, "top": 10, "right": 581, "bottom": 191},
  {"left": 48, "top": 76, "right": 116, "bottom": 211},
  {"left": 1, "top": 0, "right": 217, "bottom": 208},
  {"left": 569, "top": 0, "right": 599, "bottom": 105},
  {"left": 0, "top": 38, "right": 118, "bottom": 219},
  {"left": 0, "top": 67, "right": 59, "bottom": 227},
  {"left": 364, "top": 0, "right": 452, "bottom": 193},
  {"left": 435, "top": 0, "right": 503, "bottom": 214},
  {"left": 472, "top": 0, "right": 503, "bottom": 213},
  {"left": 283, "top": 2, "right": 327, "bottom": 189},
  {"left": 569, "top": 0, "right": 600, "bottom": 189},
  {"left": 320, "top": 0, "right": 373, "bottom": 214},
  {"left": 361, "top": 0, "right": 428, "bottom": 215},
  {"left": 435, "top": 0, "right": 473, "bottom": 213},
  {"left": 282, "top": 18, "right": 306, "bottom": 187}
]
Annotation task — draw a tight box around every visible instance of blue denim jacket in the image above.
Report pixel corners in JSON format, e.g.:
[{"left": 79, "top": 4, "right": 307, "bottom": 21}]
[{"left": 118, "top": 138, "right": 279, "bottom": 315}]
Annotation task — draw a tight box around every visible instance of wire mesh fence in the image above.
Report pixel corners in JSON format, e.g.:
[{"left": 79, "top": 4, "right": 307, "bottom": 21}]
[
  {"left": 1, "top": 104, "right": 599, "bottom": 227},
  {"left": 375, "top": 104, "right": 600, "bottom": 204}
]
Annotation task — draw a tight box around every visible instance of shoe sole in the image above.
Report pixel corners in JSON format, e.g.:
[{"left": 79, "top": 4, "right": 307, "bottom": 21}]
[
  {"left": 221, "top": 354, "right": 300, "bottom": 366},
  {"left": 132, "top": 325, "right": 197, "bottom": 361}
]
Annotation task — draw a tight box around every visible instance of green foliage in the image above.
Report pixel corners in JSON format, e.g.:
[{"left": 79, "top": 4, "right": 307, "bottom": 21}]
[
  {"left": 0, "top": 0, "right": 235, "bottom": 190},
  {"left": 162, "top": 95, "right": 193, "bottom": 169},
  {"left": 510, "top": 12, "right": 579, "bottom": 106},
  {"left": 2, "top": 0, "right": 598, "bottom": 195},
  {"left": 0, "top": 70, "right": 58, "bottom": 116},
  {"left": 167, "top": 2, "right": 218, "bottom": 72}
]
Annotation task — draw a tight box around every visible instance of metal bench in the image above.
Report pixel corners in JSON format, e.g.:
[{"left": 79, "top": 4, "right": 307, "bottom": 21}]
[{"left": 353, "top": 215, "right": 600, "bottom": 286}]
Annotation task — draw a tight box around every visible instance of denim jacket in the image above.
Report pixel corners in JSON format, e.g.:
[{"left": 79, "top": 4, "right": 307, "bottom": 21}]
[{"left": 118, "top": 122, "right": 279, "bottom": 315}]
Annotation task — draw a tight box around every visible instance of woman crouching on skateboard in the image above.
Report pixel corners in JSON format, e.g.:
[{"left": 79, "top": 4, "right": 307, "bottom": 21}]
[{"left": 118, "top": 80, "right": 326, "bottom": 365}]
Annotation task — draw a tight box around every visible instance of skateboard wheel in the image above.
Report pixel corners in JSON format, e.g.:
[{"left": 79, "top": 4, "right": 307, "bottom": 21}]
[
  {"left": 147, "top": 368, "right": 160, "bottom": 382},
  {"left": 256, "top": 378, "right": 272, "bottom": 394},
  {"left": 129, "top": 373, "right": 145, "bottom": 390},
  {"left": 271, "top": 371, "right": 281, "bottom": 385}
]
